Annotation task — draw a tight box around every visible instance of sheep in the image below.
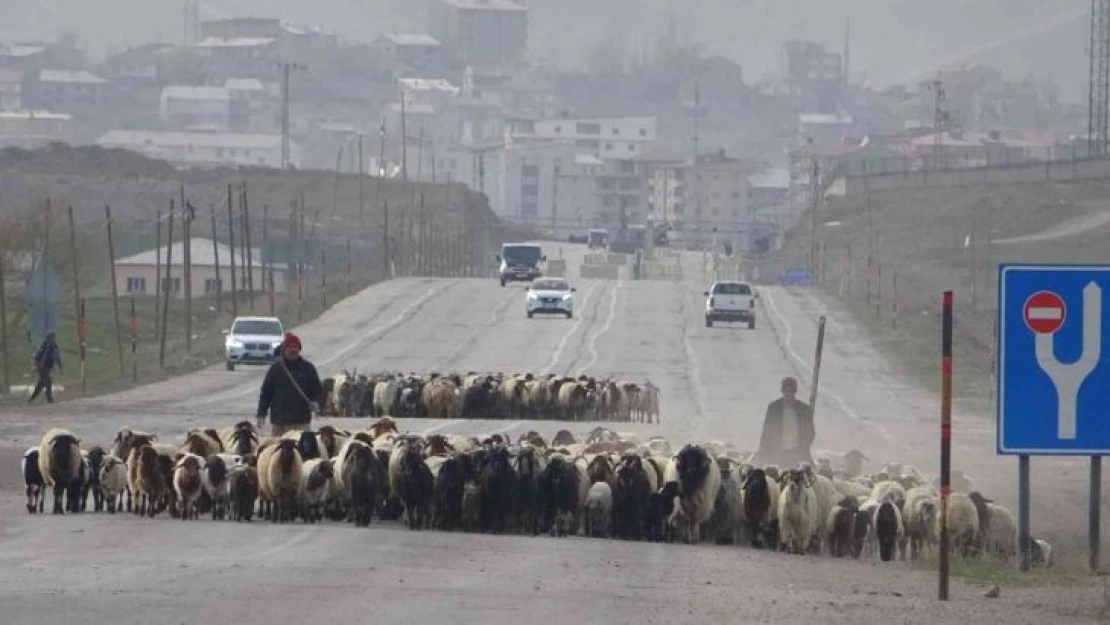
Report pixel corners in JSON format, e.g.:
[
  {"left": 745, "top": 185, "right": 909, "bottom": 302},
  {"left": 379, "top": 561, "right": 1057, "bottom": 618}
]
[
  {"left": 434, "top": 454, "right": 473, "bottom": 531},
  {"left": 869, "top": 480, "right": 907, "bottom": 509},
  {"left": 539, "top": 454, "right": 579, "bottom": 537},
  {"left": 612, "top": 455, "right": 652, "bottom": 540},
  {"left": 220, "top": 422, "right": 259, "bottom": 457},
  {"left": 228, "top": 465, "right": 259, "bottom": 522},
  {"left": 299, "top": 458, "right": 335, "bottom": 523},
  {"left": 873, "top": 500, "right": 906, "bottom": 562},
  {"left": 584, "top": 482, "right": 613, "bottom": 538},
  {"left": 38, "top": 428, "right": 82, "bottom": 515},
  {"left": 704, "top": 462, "right": 744, "bottom": 545},
  {"left": 22, "top": 447, "right": 45, "bottom": 514},
  {"left": 645, "top": 482, "right": 680, "bottom": 542},
  {"left": 398, "top": 446, "right": 434, "bottom": 530},
  {"left": 66, "top": 451, "right": 91, "bottom": 514},
  {"left": 850, "top": 505, "right": 873, "bottom": 559},
  {"left": 832, "top": 478, "right": 870, "bottom": 500},
  {"left": 173, "top": 453, "right": 206, "bottom": 520},
  {"left": 315, "top": 425, "right": 350, "bottom": 460},
  {"left": 742, "top": 468, "right": 780, "bottom": 550},
  {"left": 480, "top": 446, "right": 516, "bottom": 534},
  {"left": 128, "top": 444, "right": 165, "bottom": 517},
  {"left": 99, "top": 455, "right": 127, "bottom": 514},
  {"left": 826, "top": 498, "right": 857, "bottom": 558},
  {"left": 937, "top": 492, "right": 980, "bottom": 558},
  {"left": 258, "top": 439, "right": 304, "bottom": 523},
  {"left": 665, "top": 444, "right": 722, "bottom": 544},
  {"left": 966, "top": 492, "right": 1018, "bottom": 562},
  {"left": 512, "top": 446, "right": 542, "bottom": 535},
  {"left": 202, "top": 455, "right": 231, "bottom": 520},
  {"left": 338, "top": 440, "right": 384, "bottom": 527},
  {"left": 902, "top": 487, "right": 939, "bottom": 561},
  {"left": 1030, "top": 537, "right": 1054, "bottom": 568},
  {"left": 182, "top": 429, "right": 223, "bottom": 457},
  {"left": 778, "top": 469, "right": 819, "bottom": 555}
]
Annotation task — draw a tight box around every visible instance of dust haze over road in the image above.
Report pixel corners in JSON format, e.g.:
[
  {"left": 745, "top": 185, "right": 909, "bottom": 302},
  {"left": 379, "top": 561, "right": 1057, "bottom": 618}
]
[{"left": 1, "top": 246, "right": 1106, "bottom": 623}]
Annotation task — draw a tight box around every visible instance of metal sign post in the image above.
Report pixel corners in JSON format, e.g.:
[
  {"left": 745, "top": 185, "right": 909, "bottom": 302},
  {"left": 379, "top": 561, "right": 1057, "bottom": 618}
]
[
  {"left": 998, "top": 265, "right": 1109, "bottom": 574},
  {"left": 939, "top": 291, "right": 953, "bottom": 599}
]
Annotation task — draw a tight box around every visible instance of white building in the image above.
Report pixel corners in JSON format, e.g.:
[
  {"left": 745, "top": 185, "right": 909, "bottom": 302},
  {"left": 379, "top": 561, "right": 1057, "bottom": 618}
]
[
  {"left": 160, "top": 85, "right": 231, "bottom": 129},
  {"left": 96, "top": 130, "right": 301, "bottom": 169},
  {"left": 507, "top": 115, "right": 657, "bottom": 160}
]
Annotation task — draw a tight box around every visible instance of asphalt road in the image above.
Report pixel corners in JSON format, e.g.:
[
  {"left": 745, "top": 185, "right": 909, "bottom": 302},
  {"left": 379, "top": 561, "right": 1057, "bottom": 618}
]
[{"left": 1, "top": 246, "right": 1107, "bottom": 624}]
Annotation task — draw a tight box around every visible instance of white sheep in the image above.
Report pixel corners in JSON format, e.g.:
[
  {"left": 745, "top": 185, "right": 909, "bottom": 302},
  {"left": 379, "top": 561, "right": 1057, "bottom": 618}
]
[
  {"left": 258, "top": 439, "right": 304, "bottom": 523},
  {"left": 832, "top": 477, "right": 870, "bottom": 500},
  {"left": 664, "top": 445, "right": 722, "bottom": 544},
  {"left": 173, "top": 453, "right": 206, "bottom": 520},
  {"left": 38, "top": 427, "right": 82, "bottom": 515},
  {"left": 936, "top": 492, "right": 980, "bottom": 557},
  {"left": 984, "top": 502, "right": 1017, "bottom": 562},
  {"left": 98, "top": 455, "right": 128, "bottom": 514},
  {"left": 584, "top": 482, "right": 613, "bottom": 538},
  {"left": 902, "top": 487, "right": 939, "bottom": 561},
  {"left": 299, "top": 458, "right": 336, "bottom": 523},
  {"left": 778, "top": 469, "right": 819, "bottom": 555},
  {"left": 869, "top": 480, "right": 907, "bottom": 508}
]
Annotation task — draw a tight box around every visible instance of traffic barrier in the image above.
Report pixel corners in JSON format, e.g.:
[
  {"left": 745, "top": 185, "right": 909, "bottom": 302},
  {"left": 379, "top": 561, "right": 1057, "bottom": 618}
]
[
  {"left": 583, "top": 253, "right": 608, "bottom": 266},
  {"left": 606, "top": 253, "right": 632, "bottom": 266},
  {"left": 580, "top": 264, "right": 622, "bottom": 280}
]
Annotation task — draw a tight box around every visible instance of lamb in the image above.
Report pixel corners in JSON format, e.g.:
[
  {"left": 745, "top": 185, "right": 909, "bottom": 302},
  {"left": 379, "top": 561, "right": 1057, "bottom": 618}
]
[
  {"left": 902, "top": 487, "right": 939, "bottom": 561},
  {"left": 584, "top": 482, "right": 613, "bottom": 538},
  {"left": 99, "top": 455, "right": 127, "bottom": 513},
  {"left": 258, "top": 439, "right": 304, "bottom": 523},
  {"left": 826, "top": 498, "right": 856, "bottom": 558},
  {"left": 777, "top": 469, "right": 819, "bottom": 555},
  {"left": 203, "top": 455, "right": 231, "bottom": 520},
  {"left": 1030, "top": 537, "right": 1054, "bottom": 568},
  {"left": 38, "top": 427, "right": 82, "bottom": 515},
  {"left": 173, "top": 453, "right": 206, "bottom": 520},
  {"left": 227, "top": 465, "right": 259, "bottom": 522},
  {"left": 665, "top": 444, "right": 722, "bottom": 544},
  {"left": 873, "top": 500, "right": 906, "bottom": 562},
  {"left": 22, "top": 447, "right": 45, "bottom": 514},
  {"left": 937, "top": 492, "right": 980, "bottom": 557},
  {"left": 299, "top": 458, "right": 335, "bottom": 523},
  {"left": 742, "top": 468, "right": 780, "bottom": 550},
  {"left": 398, "top": 447, "right": 434, "bottom": 530}
]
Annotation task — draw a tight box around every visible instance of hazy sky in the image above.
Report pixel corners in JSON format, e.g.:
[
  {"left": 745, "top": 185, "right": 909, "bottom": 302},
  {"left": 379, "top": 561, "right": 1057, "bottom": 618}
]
[{"left": 2, "top": 0, "right": 1090, "bottom": 100}]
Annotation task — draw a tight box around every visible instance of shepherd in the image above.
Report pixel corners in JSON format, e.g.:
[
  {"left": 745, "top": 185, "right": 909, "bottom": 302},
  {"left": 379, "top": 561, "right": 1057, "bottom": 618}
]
[
  {"left": 28, "top": 332, "right": 63, "bottom": 404},
  {"left": 256, "top": 331, "right": 324, "bottom": 438},
  {"left": 753, "top": 376, "right": 815, "bottom": 468}
]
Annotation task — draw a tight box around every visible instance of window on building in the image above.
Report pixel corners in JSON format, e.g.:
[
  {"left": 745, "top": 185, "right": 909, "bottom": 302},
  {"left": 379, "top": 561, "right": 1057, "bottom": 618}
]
[
  {"left": 618, "top": 161, "right": 635, "bottom": 173},
  {"left": 576, "top": 122, "right": 600, "bottom": 135},
  {"left": 161, "top": 277, "right": 181, "bottom": 293},
  {"left": 554, "top": 125, "right": 562, "bottom": 134},
  {"left": 612, "top": 127, "right": 620, "bottom": 135},
  {"left": 125, "top": 277, "right": 147, "bottom": 293},
  {"left": 627, "top": 144, "right": 634, "bottom": 152},
  {"left": 639, "top": 128, "right": 647, "bottom": 136},
  {"left": 204, "top": 278, "right": 222, "bottom": 294},
  {"left": 605, "top": 143, "right": 613, "bottom": 150}
]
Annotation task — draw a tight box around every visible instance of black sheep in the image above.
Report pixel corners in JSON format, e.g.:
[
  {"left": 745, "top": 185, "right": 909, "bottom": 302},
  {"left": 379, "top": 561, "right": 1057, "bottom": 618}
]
[
  {"left": 612, "top": 456, "right": 651, "bottom": 540},
  {"left": 875, "top": 501, "right": 903, "bottom": 562},
  {"left": 84, "top": 446, "right": 106, "bottom": 512},
  {"left": 434, "top": 454, "right": 472, "bottom": 531},
  {"left": 22, "top": 449, "right": 44, "bottom": 514},
  {"left": 827, "top": 505, "right": 855, "bottom": 558},
  {"left": 229, "top": 466, "right": 258, "bottom": 522},
  {"left": 645, "top": 482, "right": 680, "bottom": 542},
  {"left": 512, "top": 447, "right": 542, "bottom": 535},
  {"left": 344, "top": 443, "right": 385, "bottom": 527},
  {"left": 480, "top": 446, "right": 515, "bottom": 534},
  {"left": 398, "top": 447, "right": 434, "bottom": 530},
  {"left": 539, "top": 455, "right": 579, "bottom": 537},
  {"left": 742, "top": 468, "right": 778, "bottom": 550}
]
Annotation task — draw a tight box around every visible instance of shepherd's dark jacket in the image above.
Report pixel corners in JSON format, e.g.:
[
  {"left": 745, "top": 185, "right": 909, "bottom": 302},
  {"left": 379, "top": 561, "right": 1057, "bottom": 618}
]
[
  {"left": 256, "top": 356, "right": 324, "bottom": 426},
  {"left": 755, "top": 398, "right": 815, "bottom": 466}
]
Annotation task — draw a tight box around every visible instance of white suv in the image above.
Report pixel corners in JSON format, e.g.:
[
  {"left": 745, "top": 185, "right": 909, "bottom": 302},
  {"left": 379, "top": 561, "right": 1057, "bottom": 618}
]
[
  {"left": 526, "top": 277, "right": 575, "bottom": 319},
  {"left": 224, "top": 316, "right": 284, "bottom": 370},
  {"left": 704, "top": 281, "right": 757, "bottom": 329}
]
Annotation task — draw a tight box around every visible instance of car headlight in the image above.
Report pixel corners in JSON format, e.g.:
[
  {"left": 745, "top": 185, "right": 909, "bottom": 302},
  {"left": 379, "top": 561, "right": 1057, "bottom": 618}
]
[
  {"left": 527, "top": 292, "right": 538, "bottom": 300},
  {"left": 562, "top": 293, "right": 572, "bottom": 300},
  {"left": 226, "top": 339, "right": 243, "bottom": 348}
]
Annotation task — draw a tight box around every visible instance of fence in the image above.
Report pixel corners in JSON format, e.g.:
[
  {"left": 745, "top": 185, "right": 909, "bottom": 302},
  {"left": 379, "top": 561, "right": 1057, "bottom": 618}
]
[
  {"left": 0, "top": 182, "right": 510, "bottom": 397},
  {"left": 833, "top": 151, "right": 1110, "bottom": 195}
]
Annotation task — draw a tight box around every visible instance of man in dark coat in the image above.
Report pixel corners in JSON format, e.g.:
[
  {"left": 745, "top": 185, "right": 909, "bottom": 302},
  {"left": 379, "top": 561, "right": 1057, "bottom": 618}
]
[
  {"left": 754, "top": 376, "right": 815, "bottom": 468},
  {"left": 28, "top": 332, "right": 63, "bottom": 403},
  {"left": 256, "top": 331, "right": 324, "bottom": 438}
]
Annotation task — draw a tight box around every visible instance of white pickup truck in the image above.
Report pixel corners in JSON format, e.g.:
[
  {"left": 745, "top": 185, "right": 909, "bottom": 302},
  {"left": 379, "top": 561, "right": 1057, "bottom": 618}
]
[{"left": 704, "top": 280, "right": 757, "bottom": 329}]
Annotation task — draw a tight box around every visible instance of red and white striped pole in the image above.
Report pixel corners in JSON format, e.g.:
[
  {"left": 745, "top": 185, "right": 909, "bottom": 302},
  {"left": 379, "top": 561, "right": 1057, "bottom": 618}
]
[{"left": 939, "top": 290, "right": 953, "bottom": 601}]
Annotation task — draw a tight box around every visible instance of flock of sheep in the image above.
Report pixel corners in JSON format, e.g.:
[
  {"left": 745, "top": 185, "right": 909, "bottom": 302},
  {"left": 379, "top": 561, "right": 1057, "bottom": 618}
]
[
  {"left": 22, "top": 421, "right": 1053, "bottom": 568},
  {"left": 322, "top": 371, "right": 661, "bottom": 423}
]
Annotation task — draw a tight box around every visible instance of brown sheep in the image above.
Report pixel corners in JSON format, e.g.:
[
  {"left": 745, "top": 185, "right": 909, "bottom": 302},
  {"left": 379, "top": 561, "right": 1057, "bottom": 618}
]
[{"left": 173, "top": 453, "right": 205, "bottom": 520}]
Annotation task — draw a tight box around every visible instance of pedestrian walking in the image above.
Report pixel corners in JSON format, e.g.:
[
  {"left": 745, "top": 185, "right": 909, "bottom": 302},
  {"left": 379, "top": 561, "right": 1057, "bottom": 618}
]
[
  {"left": 28, "top": 332, "right": 63, "bottom": 403},
  {"left": 753, "top": 376, "right": 815, "bottom": 468},
  {"left": 256, "top": 332, "right": 324, "bottom": 438}
]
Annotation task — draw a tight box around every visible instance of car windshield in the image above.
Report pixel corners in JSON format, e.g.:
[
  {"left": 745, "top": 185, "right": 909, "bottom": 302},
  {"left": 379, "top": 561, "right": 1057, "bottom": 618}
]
[
  {"left": 713, "top": 283, "right": 752, "bottom": 295},
  {"left": 503, "top": 245, "right": 541, "bottom": 265},
  {"left": 232, "top": 320, "right": 283, "bottom": 336},
  {"left": 532, "top": 279, "right": 569, "bottom": 291}
]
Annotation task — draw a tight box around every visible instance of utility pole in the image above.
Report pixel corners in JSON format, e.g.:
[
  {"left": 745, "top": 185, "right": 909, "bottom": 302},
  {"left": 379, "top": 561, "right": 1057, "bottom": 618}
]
[
  {"left": 933, "top": 79, "right": 947, "bottom": 170},
  {"left": 400, "top": 91, "right": 408, "bottom": 181},
  {"left": 279, "top": 61, "right": 306, "bottom": 169},
  {"left": 358, "top": 132, "right": 365, "bottom": 224},
  {"left": 692, "top": 79, "right": 701, "bottom": 233},
  {"left": 810, "top": 159, "right": 819, "bottom": 275}
]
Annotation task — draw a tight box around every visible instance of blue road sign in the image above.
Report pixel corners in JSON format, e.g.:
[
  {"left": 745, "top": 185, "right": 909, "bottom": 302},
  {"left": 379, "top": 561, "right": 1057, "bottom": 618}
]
[
  {"left": 780, "top": 267, "right": 813, "bottom": 286},
  {"left": 998, "top": 264, "right": 1110, "bottom": 455}
]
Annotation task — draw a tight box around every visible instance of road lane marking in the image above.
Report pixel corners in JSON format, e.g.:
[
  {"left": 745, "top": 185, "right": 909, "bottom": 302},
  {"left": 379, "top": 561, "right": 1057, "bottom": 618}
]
[
  {"left": 541, "top": 280, "right": 600, "bottom": 376},
  {"left": 580, "top": 280, "right": 621, "bottom": 374}
]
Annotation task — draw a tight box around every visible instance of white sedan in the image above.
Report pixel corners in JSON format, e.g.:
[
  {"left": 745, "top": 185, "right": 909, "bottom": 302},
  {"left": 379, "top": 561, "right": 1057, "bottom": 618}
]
[{"left": 526, "top": 278, "right": 576, "bottom": 319}]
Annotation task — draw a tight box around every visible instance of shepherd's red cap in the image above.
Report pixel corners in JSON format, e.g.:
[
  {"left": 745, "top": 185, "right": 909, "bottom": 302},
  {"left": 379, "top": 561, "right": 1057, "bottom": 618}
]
[{"left": 282, "top": 332, "right": 302, "bottom": 350}]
